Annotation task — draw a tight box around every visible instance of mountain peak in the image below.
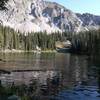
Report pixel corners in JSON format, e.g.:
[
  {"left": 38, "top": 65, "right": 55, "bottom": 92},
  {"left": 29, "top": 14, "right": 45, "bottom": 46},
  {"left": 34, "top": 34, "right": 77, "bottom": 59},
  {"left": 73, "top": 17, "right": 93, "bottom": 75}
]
[{"left": 0, "top": 0, "right": 100, "bottom": 33}]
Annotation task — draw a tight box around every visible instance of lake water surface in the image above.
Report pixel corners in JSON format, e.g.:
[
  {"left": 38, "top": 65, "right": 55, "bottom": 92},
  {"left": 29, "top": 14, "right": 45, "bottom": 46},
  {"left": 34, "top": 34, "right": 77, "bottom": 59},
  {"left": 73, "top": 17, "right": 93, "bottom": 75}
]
[{"left": 0, "top": 52, "right": 100, "bottom": 100}]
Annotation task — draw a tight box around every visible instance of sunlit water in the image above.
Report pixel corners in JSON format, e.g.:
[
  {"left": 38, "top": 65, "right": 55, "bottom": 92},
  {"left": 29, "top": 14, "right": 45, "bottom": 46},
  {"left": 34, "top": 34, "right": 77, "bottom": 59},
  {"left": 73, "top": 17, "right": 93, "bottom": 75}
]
[{"left": 0, "top": 52, "right": 100, "bottom": 100}]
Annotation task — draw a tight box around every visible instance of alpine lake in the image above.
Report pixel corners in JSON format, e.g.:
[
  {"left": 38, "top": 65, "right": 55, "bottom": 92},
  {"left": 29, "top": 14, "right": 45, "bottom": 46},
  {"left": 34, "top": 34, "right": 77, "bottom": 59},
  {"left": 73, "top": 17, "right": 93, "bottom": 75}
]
[{"left": 0, "top": 52, "right": 100, "bottom": 100}]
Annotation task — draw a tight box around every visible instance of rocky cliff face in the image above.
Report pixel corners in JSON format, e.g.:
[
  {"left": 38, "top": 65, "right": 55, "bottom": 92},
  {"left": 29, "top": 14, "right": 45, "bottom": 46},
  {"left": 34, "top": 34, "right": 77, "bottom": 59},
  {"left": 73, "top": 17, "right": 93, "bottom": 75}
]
[
  {"left": 0, "top": 0, "right": 61, "bottom": 33},
  {"left": 43, "top": 1, "right": 82, "bottom": 32},
  {"left": 76, "top": 13, "right": 100, "bottom": 31},
  {"left": 0, "top": 0, "right": 100, "bottom": 33}
]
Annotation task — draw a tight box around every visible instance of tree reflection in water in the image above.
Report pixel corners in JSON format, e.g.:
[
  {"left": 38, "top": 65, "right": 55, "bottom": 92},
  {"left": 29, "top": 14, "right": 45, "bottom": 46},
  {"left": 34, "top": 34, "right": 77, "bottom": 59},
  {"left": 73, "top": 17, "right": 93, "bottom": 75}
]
[
  {"left": 0, "top": 52, "right": 100, "bottom": 100},
  {"left": 0, "top": 71, "right": 62, "bottom": 100}
]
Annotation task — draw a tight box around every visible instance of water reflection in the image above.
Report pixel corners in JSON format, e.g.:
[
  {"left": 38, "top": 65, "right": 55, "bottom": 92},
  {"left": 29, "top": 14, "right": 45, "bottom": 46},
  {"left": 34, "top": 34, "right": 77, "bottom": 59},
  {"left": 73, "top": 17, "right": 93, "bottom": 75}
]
[
  {"left": 0, "top": 71, "right": 61, "bottom": 86},
  {"left": 0, "top": 53, "right": 89, "bottom": 87},
  {"left": 0, "top": 53, "right": 100, "bottom": 100}
]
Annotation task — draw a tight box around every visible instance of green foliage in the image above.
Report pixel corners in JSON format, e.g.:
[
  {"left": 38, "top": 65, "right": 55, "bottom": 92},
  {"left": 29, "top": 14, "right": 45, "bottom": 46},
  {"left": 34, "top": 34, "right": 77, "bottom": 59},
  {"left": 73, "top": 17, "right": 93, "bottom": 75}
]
[
  {"left": 0, "top": 25, "right": 100, "bottom": 54},
  {"left": 0, "top": 0, "right": 8, "bottom": 10},
  {"left": 70, "top": 30, "right": 100, "bottom": 54}
]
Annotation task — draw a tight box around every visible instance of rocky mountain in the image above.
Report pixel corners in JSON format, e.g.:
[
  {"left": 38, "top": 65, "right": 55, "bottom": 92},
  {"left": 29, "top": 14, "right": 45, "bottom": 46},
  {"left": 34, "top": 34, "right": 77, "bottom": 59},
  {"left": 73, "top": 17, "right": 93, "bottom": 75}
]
[
  {"left": 76, "top": 13, "right": 100, "bottom": 31},
  {"left": 0, "top": 0, "right": 100, "bottom": 33}
]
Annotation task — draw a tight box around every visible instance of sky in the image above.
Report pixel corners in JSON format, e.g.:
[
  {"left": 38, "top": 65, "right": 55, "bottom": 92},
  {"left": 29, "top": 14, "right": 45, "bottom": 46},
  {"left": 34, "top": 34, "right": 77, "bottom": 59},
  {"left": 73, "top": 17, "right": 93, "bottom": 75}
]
[{"left": 47, "top": 0, "right": 100, "bottom": 15}]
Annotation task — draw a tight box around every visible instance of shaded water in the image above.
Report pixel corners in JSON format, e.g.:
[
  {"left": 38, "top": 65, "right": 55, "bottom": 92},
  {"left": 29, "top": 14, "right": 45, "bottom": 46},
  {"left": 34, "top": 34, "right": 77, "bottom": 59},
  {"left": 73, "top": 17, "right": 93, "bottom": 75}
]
[{"left": 0, "top": 52, "right": 100, "bottom": 100}]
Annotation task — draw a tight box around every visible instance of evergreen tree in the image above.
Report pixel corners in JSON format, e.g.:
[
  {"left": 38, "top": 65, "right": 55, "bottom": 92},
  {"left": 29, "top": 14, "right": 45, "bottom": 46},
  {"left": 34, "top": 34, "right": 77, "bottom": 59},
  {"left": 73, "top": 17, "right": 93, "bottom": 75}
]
[{"left": 0, "top": 0, "right": 8, "bottom": 10}]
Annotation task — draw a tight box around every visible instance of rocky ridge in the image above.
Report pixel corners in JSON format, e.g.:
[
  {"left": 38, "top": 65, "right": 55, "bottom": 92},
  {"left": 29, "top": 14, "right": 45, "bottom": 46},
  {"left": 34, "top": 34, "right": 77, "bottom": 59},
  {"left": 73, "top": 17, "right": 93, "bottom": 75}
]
[{"left": 0, "top": 0, "right": 100, "bottom": 33}]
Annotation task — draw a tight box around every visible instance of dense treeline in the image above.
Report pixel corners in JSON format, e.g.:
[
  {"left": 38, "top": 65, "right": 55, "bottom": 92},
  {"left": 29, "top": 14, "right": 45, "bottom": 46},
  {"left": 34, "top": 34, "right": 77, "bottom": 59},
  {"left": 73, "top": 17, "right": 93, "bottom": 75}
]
[
  {"left": 0, "top": 25, "right": 63, "bottom": 51},
  {"left": 69, "top": 30, "right": 100, "bottom": 54},
  {"left": 0, "top": 25, "right": 100, "bottom": 54}
]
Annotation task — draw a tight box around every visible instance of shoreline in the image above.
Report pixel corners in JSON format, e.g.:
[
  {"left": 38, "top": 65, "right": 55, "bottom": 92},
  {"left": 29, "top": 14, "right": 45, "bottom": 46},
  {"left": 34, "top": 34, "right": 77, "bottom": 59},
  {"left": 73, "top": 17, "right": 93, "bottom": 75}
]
[{"left": 0, "top": 49, "right": 56, "bottom": 53}]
